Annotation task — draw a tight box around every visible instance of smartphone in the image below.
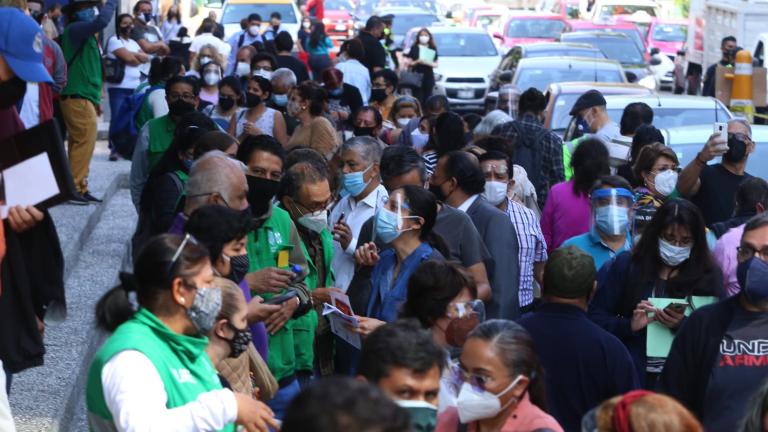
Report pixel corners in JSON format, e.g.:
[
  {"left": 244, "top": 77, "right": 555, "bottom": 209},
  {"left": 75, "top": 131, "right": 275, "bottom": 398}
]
[
  {"left": 265, "top": 289, "right": 298, "bottom": 305},
  {"left": 714, "top": 122, "right": 728, "bottom": 142},
  {"left": 665, "top": 302, "right": 688, "bottom": 313}
]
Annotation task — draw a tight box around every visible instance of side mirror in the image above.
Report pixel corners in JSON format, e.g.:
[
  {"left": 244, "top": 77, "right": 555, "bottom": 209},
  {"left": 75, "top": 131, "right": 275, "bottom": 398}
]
[
  {"left": 649, "top": 56, "right": 662, "bottom": 66},
  {"left": 493, "top": 31, "right": 504, "bottom": 40},
  {"left": 498, "top": 70, "right": 514, "bottom": 83},
  {"left": 625, "top": 71, "right": 638, "bottom": 83}
]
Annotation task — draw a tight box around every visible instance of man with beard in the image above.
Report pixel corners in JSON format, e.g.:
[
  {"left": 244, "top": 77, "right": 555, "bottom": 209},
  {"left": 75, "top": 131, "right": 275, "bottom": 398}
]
[{"left": 677, "top": 119, "right": 755, "bottom": 225}]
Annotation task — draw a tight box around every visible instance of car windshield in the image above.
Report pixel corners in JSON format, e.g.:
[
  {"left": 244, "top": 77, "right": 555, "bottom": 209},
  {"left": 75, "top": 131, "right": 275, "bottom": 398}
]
[
  {"left": 526, "top": 48, "right": 605, "bottom": 59},
  {"left": 607, "top": 106, "right": 732, "bottom": 129},
  {"left": 221, "top": 4, "right": 298, "bottom": 24},
  {"left": 392, "top": 14, "right": 440, "bottom": 35},
  {"left": 506, "top": 19, "right": 566, "bottom": 38},
  {"left": 432, "top": 33, "right": 498, "bottom": 56},
  {"left": 568, "top": 36, "right": 645, "bottom": 64},
  {"left": 325, "top": 0, "right": 354, "bottom": 11},
  {"left": 598, "top": 5, "right": 657, "bottom": 17},
  {"left": 652, "top": 24, "right": 687, "bottom": 42},
  {"left": 476, "top": 14, "right": 503, "bottom": 29},
  {"left": 516, "top": 64, "right": 624, "bottom": 91}
]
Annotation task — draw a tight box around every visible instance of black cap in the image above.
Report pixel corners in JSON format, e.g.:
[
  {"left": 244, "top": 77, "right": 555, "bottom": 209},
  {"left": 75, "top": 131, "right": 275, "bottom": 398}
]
[
  {"left": 569, "top": 89, "right": 607, "bottom": 116},
  {"left": 380, "top": 14, "right": 395, "bottom": 24}
]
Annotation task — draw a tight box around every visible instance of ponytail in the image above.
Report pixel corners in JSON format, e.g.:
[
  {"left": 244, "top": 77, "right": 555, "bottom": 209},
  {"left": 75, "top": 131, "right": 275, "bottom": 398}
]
[{"left": 95, "top": 272, "right": 139, "bottom": 332}]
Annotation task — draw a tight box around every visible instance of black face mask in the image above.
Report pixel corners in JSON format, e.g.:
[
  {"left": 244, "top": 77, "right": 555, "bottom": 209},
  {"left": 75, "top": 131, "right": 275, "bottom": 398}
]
[
  {"left": 0, "top": 76, "right": 27, "bottom": 109},
  {"left": 168, "top": 99, "right": 196, "bottom": 117},
  {"left": 218, "top": 96, "right": 236, "bottom": 111},
  {"left": 724, "top": 135, "right": 748, "bottom": 163},
  {"left": 428, "top": 182, "right": 447, "bottom": 202},
  {"left": 30, "top": 9, "right": 42, "bottom": 23},
  {"left": 370, "top": 88, "right": 388, "bottom": 103},
  {"left": 246, "top": 175, "right": 281, "bottom": 217},
  {"left": 120, "top": 25, "right": 133, "bottom": 35},
  {"left": 227, "top": 253, "right": 250, "bottom": 284},
  {"left": 225, "top": 322, "right": 252, "bottom": 358},
  {"left": 245, "top": 92, "right": 262, "bottom": 108},
  {"left": 353, "top": 126, "right": 376, "bottom": 137}
]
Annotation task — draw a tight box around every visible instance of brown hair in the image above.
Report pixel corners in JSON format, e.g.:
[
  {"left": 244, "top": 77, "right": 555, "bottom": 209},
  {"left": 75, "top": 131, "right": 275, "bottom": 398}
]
[
  {"left": 596, "top": 392, "right": 702, "bottom": 432},
  {"left": 213, "top": 277, "right": 246, "bottom": 322},
  {"left": 632, "top": 142, "right": 679, "bottom": 182}
]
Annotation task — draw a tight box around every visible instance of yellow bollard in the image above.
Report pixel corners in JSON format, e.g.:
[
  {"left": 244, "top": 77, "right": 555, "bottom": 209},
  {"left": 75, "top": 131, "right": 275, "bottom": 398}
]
[{"left": 728, "top": 50, "right": 755, "bottom": 123}]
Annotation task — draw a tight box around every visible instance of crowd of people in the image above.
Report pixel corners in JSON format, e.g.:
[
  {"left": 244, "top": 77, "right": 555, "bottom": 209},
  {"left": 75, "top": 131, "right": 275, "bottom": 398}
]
[{"left": 2, "top": 0, "right": 768, "bottom": 431}]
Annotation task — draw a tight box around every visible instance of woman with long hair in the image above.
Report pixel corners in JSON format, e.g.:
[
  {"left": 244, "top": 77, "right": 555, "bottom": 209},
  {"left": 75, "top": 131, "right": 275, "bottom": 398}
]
[
  {"left": 632, "top": 142, "right": 681, "bottom": 209},
  {"left": 229, "top": 75, "right": 288, "bottom": 145},
  {"left": 405, "top": 28, "right": 439, "bottom": 104},
  {"left": 306, "top": 20, "right": 333, "bottom": 80},
  {"left": 160, "top": 4, "right": 182, "bottom": 42},
  {"left": 285, "top": 81, "right": 338, "bottom": 159}
]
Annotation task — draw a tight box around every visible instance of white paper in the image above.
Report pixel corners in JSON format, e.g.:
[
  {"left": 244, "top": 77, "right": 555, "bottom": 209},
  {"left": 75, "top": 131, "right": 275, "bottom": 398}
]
[
  {"left": 322, "top": 291, "right": 361, "bottom": 349},
  {"left": 1, "top": 153, "right": 59, "bottom": 219}
]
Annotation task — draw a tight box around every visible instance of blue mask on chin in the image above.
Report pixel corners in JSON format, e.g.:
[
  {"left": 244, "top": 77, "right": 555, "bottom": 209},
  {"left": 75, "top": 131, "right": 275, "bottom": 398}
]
[
  {"left": 272, "top": 94, "right": 288, "bottom": 107},
  {"left": 75, "top": 7, "right": 96, "bottom": 21},
  {"left": 737, "top": 257, "right": 768, "bottom": 304}
]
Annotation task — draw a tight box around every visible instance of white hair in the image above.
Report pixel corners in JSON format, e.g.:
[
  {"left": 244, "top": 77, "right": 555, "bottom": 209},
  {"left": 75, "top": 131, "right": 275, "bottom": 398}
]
[
  {"left": 272, "top": 68, "right": 297, "bottom": 88},
  {"left": 474, "top": 110, "right": 513, "bottom": 136},
  {"left": 341, "top": 136, "right": 383, "bottom": 165},
  {"left": 728, "top": 118, "right": 752, "bottom": 137}
]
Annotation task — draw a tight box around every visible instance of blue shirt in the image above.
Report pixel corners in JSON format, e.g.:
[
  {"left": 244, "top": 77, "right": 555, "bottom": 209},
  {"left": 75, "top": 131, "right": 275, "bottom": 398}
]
[
  {"left": 561, "top": 229, "right": 631, "bottom": 271},
  {"left": 519, "top": 303, "right": 639, "bottom": 432}
]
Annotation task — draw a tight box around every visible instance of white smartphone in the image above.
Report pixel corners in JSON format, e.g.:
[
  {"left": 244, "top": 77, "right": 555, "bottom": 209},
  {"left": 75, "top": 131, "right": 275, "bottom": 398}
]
[{"left": 714, "top": 122, "right": 728, "bottom": 141}]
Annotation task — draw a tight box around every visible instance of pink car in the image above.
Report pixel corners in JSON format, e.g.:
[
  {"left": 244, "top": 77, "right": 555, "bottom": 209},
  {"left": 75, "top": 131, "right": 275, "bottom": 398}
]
[
  {"left": 493, "top": 13, "right": 569, "bottom": 48},
  {"left": 646, "top": 18, "right": 688, "bottom": 58}
]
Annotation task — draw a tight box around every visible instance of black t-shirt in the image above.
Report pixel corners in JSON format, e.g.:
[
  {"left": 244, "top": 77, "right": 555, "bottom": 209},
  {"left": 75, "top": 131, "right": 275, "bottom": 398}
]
[
  {"left": 276, "top": 54, "right": 310, "bottom": 84},
  {"left": 692, "top": 163, "right": 751, "bottom": 226},
  {"left": 357, "top": 32, "right": 386, "bottom": 73},
  {"left": 702, "top": 307, "right": 768, "bottom": 431}
]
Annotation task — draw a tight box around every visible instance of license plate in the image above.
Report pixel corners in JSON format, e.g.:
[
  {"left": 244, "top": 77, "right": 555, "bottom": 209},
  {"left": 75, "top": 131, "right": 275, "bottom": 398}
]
[
  {"left": 335, "top": 24, "right": 346, "bottom": 31},
  {"left": 457, "top": 89, "right": 474, "bottom": 99}
]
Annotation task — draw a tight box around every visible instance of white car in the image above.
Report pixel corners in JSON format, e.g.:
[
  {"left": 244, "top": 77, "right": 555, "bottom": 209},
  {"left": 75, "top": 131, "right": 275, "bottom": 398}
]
[
  {"left": 219, "top": 0, "right": 301, "bottom": 41},
  {"left": 427, "top": 27, "right": 502, "bottom": 111}
]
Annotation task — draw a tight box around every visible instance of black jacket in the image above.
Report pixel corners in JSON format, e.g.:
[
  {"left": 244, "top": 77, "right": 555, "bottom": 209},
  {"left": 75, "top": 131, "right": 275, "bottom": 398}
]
[{"left": 659, "top": 295, "right": 740, "bottom": 418}]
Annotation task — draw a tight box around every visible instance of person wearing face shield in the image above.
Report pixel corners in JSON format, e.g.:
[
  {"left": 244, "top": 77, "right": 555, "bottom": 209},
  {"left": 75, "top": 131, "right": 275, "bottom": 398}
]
[
  {"left": 198, "top": 61, "right": 222, "bottom": 105},
  {"left": 358, "top": 320, "right": 446, "bottom": 431},
  {"left": 589, "top": 199, "right": 722, "bottom": 389},
  {"left": 519, "top": 246, "right": 639, "bottom": 432},
  {"left": 562, "top": 177, "right": 634, "bottom": 271},
  {"left": 86, "top": 235, "right": 279, "bottom": 432},
  {"left": 495, "top": 84, "right": 520, "bottom": 119},
  {"left": 435, "top": 320, "right": 563, "bottom": 432},
  {"left": 677, "top": 118, "right": 755, "bottom": 226},
  {"left": 703, "top": 35, "right": 737, "bottom": 98}
]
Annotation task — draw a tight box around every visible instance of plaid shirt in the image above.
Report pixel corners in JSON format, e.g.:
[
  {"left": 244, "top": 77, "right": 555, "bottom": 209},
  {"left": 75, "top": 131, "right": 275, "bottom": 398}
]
[
  {"left": 506, "top": 199, "right": 548, "bottom": 307},
  {"left": 491, "top": 113, "right": 564, "bottom": 207}
]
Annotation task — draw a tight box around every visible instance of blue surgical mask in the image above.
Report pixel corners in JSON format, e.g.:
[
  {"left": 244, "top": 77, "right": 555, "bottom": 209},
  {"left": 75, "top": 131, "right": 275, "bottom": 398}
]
[
  {"left": 329, "top": 87, "right": 343, "bottom": 97},
  {"left": 658, "top": 238, "right": 691, "bottom": 267},
  {"left": 342, "top": 164, "right": 372, "bottom": 197},
  {"left": 75, "top": 6, "right": 97, "bottom": 21},
  {"left": 182, "top": 158, "right": 194, "bottom": 171},
  {"left": 272, "top": 94, "right": 288, "bottom": 107},
  {"left": 375, "top": 207, "right": 401, "bottom": 243},
  {"left": 595, "top": 205, "right": 629, "bottom": 236},
  {"left": 737, "top": 257, "right": 768, "bottom": 304}
]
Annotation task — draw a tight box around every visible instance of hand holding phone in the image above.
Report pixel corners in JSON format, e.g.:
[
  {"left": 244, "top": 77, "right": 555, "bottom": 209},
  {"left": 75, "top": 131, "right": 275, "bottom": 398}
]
[{"left": 665, "top": 302, "right": 688, "bottom": 314}]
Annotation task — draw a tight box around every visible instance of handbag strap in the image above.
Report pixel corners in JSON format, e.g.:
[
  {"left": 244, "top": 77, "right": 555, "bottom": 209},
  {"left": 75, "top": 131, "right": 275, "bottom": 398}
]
[{"left": 66, "top": 35, "right": 93, "bottom": 67}]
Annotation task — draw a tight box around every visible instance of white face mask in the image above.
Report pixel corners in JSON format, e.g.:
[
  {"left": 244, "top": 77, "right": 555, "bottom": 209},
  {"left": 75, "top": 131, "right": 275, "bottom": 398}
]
[
  {"left": 235, "top": 61, "right": 251, "bottom": 77},
  {"left": 658, "top": 238, "right": 691, "bottom": 267},
  {"left": 248, "top": 24, "right": 260, "bottom": 36},
  {"left": 253, "top": 68, "right": 272, "bottom": 79},
  {"left": 419, "top": 35, "right": 430, "bottom": 45},
  {"left": 298, "top": 210, "right": 328, "bottom": 234},
  {"left": 396, "top": 117, "right": 411, "bottom": 128},
  {"left": 203, "top": 72, "right": 220, "bottom": 86},
  {"left": 302, "top": 21, "right": 311, "bottom": 29},
  {"left": 653, "top": 170, "right": 678, "bottom": 197},
  {"left": 482, "top": 181, "right": 508, "bottom": 206},
  {"left": 199, "top": 55, "right": 213, "bottom": 65},
  {"left": 457, "top": 375, "right": 523, "bottom": 423}
]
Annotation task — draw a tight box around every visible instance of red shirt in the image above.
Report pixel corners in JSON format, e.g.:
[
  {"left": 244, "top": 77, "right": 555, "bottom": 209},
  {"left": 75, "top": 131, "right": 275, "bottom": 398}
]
[{"left": 306, "top": 0, "right": 324, "bottom": 19}]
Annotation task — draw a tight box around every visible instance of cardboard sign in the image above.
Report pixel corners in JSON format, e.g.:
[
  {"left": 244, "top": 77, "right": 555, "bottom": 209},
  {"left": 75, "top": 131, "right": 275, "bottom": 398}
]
[{"left": 714, "top": 65, "right": 767, "bottom": 107}]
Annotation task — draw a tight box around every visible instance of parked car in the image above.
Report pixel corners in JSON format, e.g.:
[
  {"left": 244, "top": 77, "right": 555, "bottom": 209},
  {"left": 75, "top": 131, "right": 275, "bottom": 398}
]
[
  {"left": 568, "top": 19, "right": 647, "bottom": 56},
  {"left": 428, "top": 27, "right": 501, "bottom": 111},
  {"left": 323, "top": 0, "right": 356, "bottom": 44},
  {"left": 374, "top": 7, "right": 442, "bottom": 48},
  {"left": 513, "top": 56, "right": 627, "bottom": 92},
  {"left": 537, "top": 0, "right": 581, "bottom": 19},
  {"left": 646, "top": 18, "right": 688, "bottom": 59},
  {"left": 560, "top": 31, "right": 656, "bottom": 89},
  {"left": 489, "top": 42, "right": 606, "bottom": 90},
  {"left": 583, "top": 0, "right": 660, "bottom": 21},
  {"left": 220, "top": 0, "right": 301, "bottom": 40},
  {"left": 492, "top": 12, "right": 569, "bottom": 49}
]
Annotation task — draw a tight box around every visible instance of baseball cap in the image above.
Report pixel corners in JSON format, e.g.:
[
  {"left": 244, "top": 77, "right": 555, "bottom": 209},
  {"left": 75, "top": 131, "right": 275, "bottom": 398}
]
[
  {"left": 569, "top": 89, "right": 606, "bottom": 116},
  {"left": 542, "top": 246, "right": 596, "bottom": 299},
  {"left": 0, "top": 8, "right": 52, "bottom": 83}
]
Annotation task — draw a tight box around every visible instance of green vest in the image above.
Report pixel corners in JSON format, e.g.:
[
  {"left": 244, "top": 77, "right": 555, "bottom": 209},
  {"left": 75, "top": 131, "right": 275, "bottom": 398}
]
[
  {"left": 292, "top": 227, "right": 335, "bottom": 372},
  {"left": 247, "top": 205, "right": 297, "bottom": 381},
  {"left": 562, "top": 136, "right": 587, "bottom": 181},
  {"left": 61, "top": 29, "right": 102, "bottom": 104},
  {"left": 86, "top": 308, "right": 234, "bottom": 431},
  {"left": 136, "top": 84, "right": 163, "bottom": 130},
  {"left": 147, "top": 115, "right": 177, "bottom": 169}
]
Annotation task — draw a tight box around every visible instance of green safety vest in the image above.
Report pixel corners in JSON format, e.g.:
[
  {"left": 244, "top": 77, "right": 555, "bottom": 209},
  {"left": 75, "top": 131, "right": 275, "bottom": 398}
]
[
  {"left": 147, "top": 115, "right": 177, "bottom": 170},
  {"left": 246, "top": 205, "right": 298, "bottom": 381},
  {"left": 61, "top": 29, "right": 102, "bottom": 104},
  {"left": 562, "top": 136, "right": 587, "bottom": 181},
  {"left": 86, "top": 308, "right": 233, "bottom": 431}
]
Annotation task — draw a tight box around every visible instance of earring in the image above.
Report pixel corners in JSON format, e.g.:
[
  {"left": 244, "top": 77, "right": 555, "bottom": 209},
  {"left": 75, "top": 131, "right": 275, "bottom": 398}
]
[{"left": 180, "top": 297, "right": 185, "bottom": 304}]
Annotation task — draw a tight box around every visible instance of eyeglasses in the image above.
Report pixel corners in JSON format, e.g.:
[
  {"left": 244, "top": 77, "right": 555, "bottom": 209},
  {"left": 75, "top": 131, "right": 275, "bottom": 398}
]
[
  {"left": 661, "top": 234, "right": 693, "bottom": 247},
  {"left": 168, "top": 233, "right": 199, "bottom": 275},
  {"left": 167, "top": 92, "right": 197, "bottom": 103},
  {"left": 450, "top": 363, "right": 503, "bottom": 392},
  {"left": 652, "top": 166, "right": 681, "bottom": 175},
  {"left": 737, "top": 245, "right": 768, "bottom": 262}
]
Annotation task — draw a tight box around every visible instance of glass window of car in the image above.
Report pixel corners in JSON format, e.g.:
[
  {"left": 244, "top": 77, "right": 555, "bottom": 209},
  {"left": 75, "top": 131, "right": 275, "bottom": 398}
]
[
  {"left": 525, "top": 48, "right": 605, "bottom": 59},
  {"left": 432, "top": 33, "right": 497, "bottom": 56},
  {"left": 515, "top": 64, "right": 624, "bottom": 91},
  {"left": 476, "top": 14, "right": 503, "bottom": 30},
  {"left": 651, "top": 24, "right": 687, "bottom": 42},
  {"left": 567, "top": 35, "right": 645, "bottom": 64},
  {"left": 506, "top": 19, "right": 566, "bottom": 39},
  {"left": 606, "top": 106, "right": 731, "bottom": 129},
  {"left": 222, "top": 4, "right": 298, "bottom": 24},
  {"left": 391, "top": 14, "right": 440, "bottom": 35}
]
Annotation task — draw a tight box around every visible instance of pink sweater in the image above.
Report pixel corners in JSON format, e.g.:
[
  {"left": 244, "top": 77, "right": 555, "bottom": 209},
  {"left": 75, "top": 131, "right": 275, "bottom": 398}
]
[
  {"left": 435, "top": 394, "right": 563, "bottom": 432},
  {"left": 540, "top": 180, "right": 591, "bottom": 254}
]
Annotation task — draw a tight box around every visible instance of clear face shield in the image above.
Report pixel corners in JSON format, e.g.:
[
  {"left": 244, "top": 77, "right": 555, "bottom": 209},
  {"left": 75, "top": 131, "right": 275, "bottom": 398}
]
[
  {"left": 497, "top": 86, "right": 520, "bottom": 119},
  {"left": 591, "top": 188, "right": 634, "bottom": 237}
]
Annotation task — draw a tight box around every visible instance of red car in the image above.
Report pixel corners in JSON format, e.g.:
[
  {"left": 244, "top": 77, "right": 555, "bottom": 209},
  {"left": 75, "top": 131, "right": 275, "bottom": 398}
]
[
  {"left": 322, "top": 0, "right": 355, "bottom": 45},
  {"left": 493, "top": 12, "right": 569, "bottom": 49},
  {"left": 646, "top": 18, "right": 688, "bottom": 58},
  {"left": 568, "top": 19, "right": 647, "bottom": 58}
]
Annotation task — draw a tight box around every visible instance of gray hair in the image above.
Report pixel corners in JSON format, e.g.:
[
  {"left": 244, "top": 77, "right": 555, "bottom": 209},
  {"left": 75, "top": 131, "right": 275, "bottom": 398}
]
[
  {"left": 728, "top": 118, "right": 752, "bottom": 137},
  {"left": 272, "top": 68, "right": 297, "bottom": 88},
  {"left": 341, "top": 136, "right": 383, "bottom": 165},
  {"left": 186, "top": 151, "right": 245, "bottom": 212},
  {"left": 474, "top": 110, "right": 513, "bottom": 136}
]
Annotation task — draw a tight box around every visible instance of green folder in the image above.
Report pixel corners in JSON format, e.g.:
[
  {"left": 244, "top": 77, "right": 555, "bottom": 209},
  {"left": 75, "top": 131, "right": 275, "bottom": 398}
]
[{"left": 646, "top": 296, "right": 718, "bottom": 358}]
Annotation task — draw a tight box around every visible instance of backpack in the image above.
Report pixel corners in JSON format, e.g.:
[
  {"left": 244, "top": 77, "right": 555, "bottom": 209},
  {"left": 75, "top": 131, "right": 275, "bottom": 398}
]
[
  {"left": 508, "top": 121, "right": 549, "bottom": 195},
  {"left": 109, "top": 84, "right": 163, "bottom": 160}
]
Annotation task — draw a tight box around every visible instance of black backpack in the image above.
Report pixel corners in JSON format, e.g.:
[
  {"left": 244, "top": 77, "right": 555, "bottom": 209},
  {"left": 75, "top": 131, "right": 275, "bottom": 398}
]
[{"left": 508, "top": 121, "right": 549, "bottom": 195}]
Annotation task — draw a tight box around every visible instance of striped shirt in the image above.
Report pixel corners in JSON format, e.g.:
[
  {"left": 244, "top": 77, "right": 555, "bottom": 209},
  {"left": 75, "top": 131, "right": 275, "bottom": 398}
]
[{"left": 506, "top": 199, "right": 548, "bottom": 307}]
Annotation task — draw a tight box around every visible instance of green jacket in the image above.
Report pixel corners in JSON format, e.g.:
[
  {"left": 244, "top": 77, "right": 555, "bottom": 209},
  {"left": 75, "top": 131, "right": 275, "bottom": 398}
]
[
  {"left": 147, "top": 115, "right": 177, "bottom": 170},
  {"left": 61, "top": 30, "right": 102, "bottom": 104},
  {"left": 86, "top": 308, "right": 233, "bottom": 431},
  {"left": 562, "top": 136, "right": 587, "bottom": 180}
]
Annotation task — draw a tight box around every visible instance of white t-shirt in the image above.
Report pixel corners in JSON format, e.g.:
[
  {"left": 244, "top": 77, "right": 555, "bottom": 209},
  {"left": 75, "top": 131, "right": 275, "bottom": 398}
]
[{"left": 107, "top": 36, "right": 143, "bottom": 89}]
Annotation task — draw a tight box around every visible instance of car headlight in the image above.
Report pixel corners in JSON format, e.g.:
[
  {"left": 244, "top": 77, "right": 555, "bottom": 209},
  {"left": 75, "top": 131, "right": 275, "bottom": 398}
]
[{"left": 638, "top": 75, "right": 657, "bottom": 90}]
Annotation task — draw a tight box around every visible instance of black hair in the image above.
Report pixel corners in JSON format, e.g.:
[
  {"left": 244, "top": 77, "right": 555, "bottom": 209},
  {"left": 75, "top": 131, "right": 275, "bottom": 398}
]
[
  {"left": 95, "top": 234, "right": 210, "bottom": 332},
  {"left": 274, "top": 30, "right": 294, "bottom": 52},
  {"left": 630, "top": 124, "right": 665, "bottom": 162},
  {"left": 282, "top": 376, "right": 410, "bottom": 432},
  {"left": 309, "top": 20, "right": 329, "bottom": 49},
  {"left": 115, "top": 13, "right": 133, "bottom": 35},
  {"left": 462, "top": 113, "right": 483, "bottom": 132},
  {"left": 473, "top": 135, "right": 514, "bottom": 162},
  {"left": 279, "top": 160, "right": 330, "bottom": 201},
  {"left": 722, "top": 35, "right": 737, "bottom": 46},
  {"left": 185, "top": 205, "right": 252, "bottom": 261},
  {"left": 402, "top": 260, "right": 477, "bottom": 328},
  {"left": 358, "top": 319, "right": 446, "bottom": 382},
  {"left": 247, "top": 13, "right": 262, "bottom": 22},
  {"left": 286, "top": 147, "right": 329, "bottom": 173},
  {"left": 443, "top": 151, "right": 485, "bottom": 196},
  {"left": 270, "top": 11, "right": 281, "bottom": 20},
  {"left": 518, "top": 87, "right": 547, "bottom": 114},
  {"left": 365, "top": 15, "right": 384, "bottom": 31},
  {"left": 590, "top": 175, "right": 632, "bottom": 193},
  {"left": 295, "top": 81, "right": 328, "bottom": 116},
  {"left": 628, "top": 198, "right": 721, "bottom": 312},
  {"left": 571, "top": 138, "right": 609, "bottom": 197},
  {"left": 373, "top": 68, "right": 399, "bottom": 89},
  {"left": 478, "top": 150, "right": 511, "bottom": 172},
  {"left": 193, "top": 131, "right": 239, "bottom": 159},
  {"left": 165, "top": 75, "right": 201, "bottom": 96},
  {"left": 432, "top": 111, "right": 466, "bottom": 157},
  {"left": 218, "top": 75, "right": 244, "bottom": 104},
  {"left": 148, "top": 56, "right": 183, "bottom": 86},
  {"left": 237, "top": 134, "right": 286, "bottom": 168},
  {"left": 197, "top": 18, "right": 216, "bottom": 35},
  {"left": 251, "top": 52, "right": 277, "bottom": 71},
  {"left": 400, "top": 185, "right": 438, "bottom": 242},
  {"left": 345, "top": 38, "right": 365, "bottom": 61},
  {"left": 467, "top": 320, "right": 548, "bottom": 411},
  {"left": 620, "top": 102, "right": 654, "bottom": 136},
  {"left": 248, "top": 74, "right": 272, "bottom": 99},
  {"left": 735, "top": 177, "right": 768, "bottom": 217},
  {"left": 380, "top": 146, "right": 426, "bottom": 186},
  {"left": 424, "top": 94, "right": 450, "bottom": 115},
  {"left": 132, "top": 0, "right": 151, "bottom": 14},
  {"left": 744, "top": 212, "right": 768, "bottom": 234},
  {"left": 354, "top": 105, "right": 383, "bottom": 127},
  {"left": 176, "top": 26, "right": 189, "bottom": 38}
]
